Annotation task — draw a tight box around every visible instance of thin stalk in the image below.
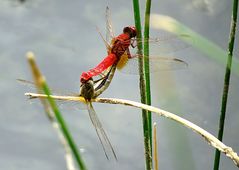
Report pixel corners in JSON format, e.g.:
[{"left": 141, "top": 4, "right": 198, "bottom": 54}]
[
  {"left": 26, "top": 53, "right": 87, "bottom": 170},
  {"left": 42, "top": 82, "right": 87, "bottom": 170},
  {"left": 132, "top": 0, "right": 152, "bottom": 169},
  {"left": 22, "top": 56, "right": 76, "bottom": 170},
  {"left": 213, "top": 0, "right": 238, "bottom": 170},
  {"left": 144, "top": 0, "right": 152, "bottom": 152},
  {"left": 24, "top": 93, "right": 239, "bottom": 168},
  {"left": 153, "top": 123, "right": 159, "bottom": 170}
]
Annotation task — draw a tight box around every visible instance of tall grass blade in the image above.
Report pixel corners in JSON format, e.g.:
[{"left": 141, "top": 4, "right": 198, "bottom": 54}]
[
  {"left": 153, "top": 122, "right": 159, "bottom": 170},
  {"left": 26, "top": 52, "right": 87, "bottom": 170},
  {"left": 132, "top": 0, "right": 152, "bottom": 169},
  {"left": 144, "top": 0, "right": 152, "bottom": 152},
  {"left": 213, "top": 0, "right": 238, "bottom": 170}
]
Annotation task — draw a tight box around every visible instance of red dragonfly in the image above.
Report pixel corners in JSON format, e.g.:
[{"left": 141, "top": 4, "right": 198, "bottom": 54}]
[
  {"left": 80, "top": 25, "right": 137, "bottom": 83},
  {"left": 77, "top": 6, "right": 191, "bottom": 159},
  {"left": 80, "top": 7, "right": 190, "bottom": 89},
  {"left": 22, "top": 7, "right": 191, "bottom": 161}
]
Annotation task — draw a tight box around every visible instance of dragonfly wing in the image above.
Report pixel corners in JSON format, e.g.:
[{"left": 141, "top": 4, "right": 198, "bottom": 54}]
[
  {"left": 96, "top": 6, "right": 114, "bottom": 54},
  {"left": 58, "top": 100, "right": 87, "bottom": 110},
  {"left": 18, "top": 79, "right": 79, "bottom": 96},
  {"left": 152, "top": 34, "right": 192, "bottom": 55},
  {"left": 118, "top": 55, "right": 188, "bottom": 74},
  {"left": 17, "top": 79, "right": 44, "bottom": 92},
  {"left": 148, "top": 30, "right": 193, "bottom": 43},
  {"left": 19, "top": 79, "right": 86, "bottom": 110},
  {"left": 86, "top": 101, "right": 117, "bottom": 160},
  {"left": 18, "top": 79, "right": 53, "bottom": 114},
  {"left": 105, "top": 6, "right": 115, "bottom": 45},
  {"left": 26, "top": 93, "right": 87, "bottom": 110},
  {"left": 147, "top": 56, "right": 188, "bottom": 71},
  {"left": 133, "top": 32, "right": 194, "bottom": 55}
]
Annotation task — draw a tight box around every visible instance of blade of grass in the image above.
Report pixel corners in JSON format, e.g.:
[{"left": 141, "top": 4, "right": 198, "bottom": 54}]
[
  {"left": 150, "top": 14, "right": 239, "bottom": 76},
  {"left": 153, "top": 122, "right": 159, "bottom": 170},
  {"left": 21, "top": 56, "right": 76, "bottom": 170},
  {"left": 26, "top": 52, "right": 87, "bottom": 170},
  {"left": 145, "top": 3, "right": 195, "bottom": 169},
  {"left": 144, "top": 0, "right": 152, "bottom": 152},
  {"left": 24, "top": 92, "right": 239, "bottom": 168},
  {"left": 132, "top": 0, "right": 152, "bottom": 169},
  {"left": 20, "top": 55, "right": 76, "bottom": 170},
  {"left": 213, "top": 0, "right": 238, "bottom": 169},
  {"left": 41, "top": 82, "right": 87, "bottom": 170}
]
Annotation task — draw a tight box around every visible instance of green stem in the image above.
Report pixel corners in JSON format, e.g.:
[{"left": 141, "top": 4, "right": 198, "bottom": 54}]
[
  {"left": 27, "top": 53, "right": 87, "bottom": 170},
  {"left": 144, "top": 0, "right": 152, "bottom": 153},
  {"left": 42, "top": 82, "right": 87, "bottom": 170},
  {"left": 213, "top": 0, "right": 238, "bottom": 170},
  {"left": 132, "top": 0, "right": 152, "bottom": 169}
]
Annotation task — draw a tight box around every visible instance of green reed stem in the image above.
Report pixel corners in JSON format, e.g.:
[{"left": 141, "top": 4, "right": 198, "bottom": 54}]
[
  {"left": 153, "top": 123, "right": 159, "bottom": 170},
  {"left": 144, "top": 0, "right": 152, "bottom": 152},
  {"left": 41, "top": 83, "right": 87, "bottom": 170},
  {"left": 132, "top": 0, "right": 153, "bottom": 169},
  {"left": 213, "top": 0, "right": 238, "bottom": 170},
  {"left": 27, "top": 54, "right": 87, "bottom": 170}
]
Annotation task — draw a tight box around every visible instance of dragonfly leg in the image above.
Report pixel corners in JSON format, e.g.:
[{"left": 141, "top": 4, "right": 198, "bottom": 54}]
[
  {"left": 130, "top": 38, "right": 137, "bottom": 48},
  {"left": 126, "top": 48, "right": 134, "bottom": 59}
]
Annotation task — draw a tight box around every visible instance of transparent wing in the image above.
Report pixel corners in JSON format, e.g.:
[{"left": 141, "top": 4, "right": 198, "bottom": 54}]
[
  {"left": 96, "top": 6, "right": 115, "bottom": 55},
  {"left": 18, "top": 79, "right": 87, "bottom": 110},
  {"left": 18, "top": 79, "right": 79, "bottom": 96},
  {"left": 105, "top": 6, "right": 115, "bottom": 45},
  {"left": 57, "top": 100, "right": 87, "bottom": 110},
  {"left": 144, "top": 33, "right": 193, "bottom": 54},
  {"left": 86, "top": 101, "right": 117, "bottom": 160},
  {"left": 96, "top": 26, "right": 111, "bottom": 53},
  {"left": 126, "top": 32, "right": 194, "bottom": 55},
  {"left": 118, "top": 54, "right": 188, "bottom": 74},
  {"left": 17, "top": 78, "right": 42, "bottom": 91}
]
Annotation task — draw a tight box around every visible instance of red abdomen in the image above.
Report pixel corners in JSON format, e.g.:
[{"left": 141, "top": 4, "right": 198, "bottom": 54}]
[
  {"left": 80, "top": 33, "right": 131, "bottom": 83},
  {"left": 80, "top": 53, "right": 117, "bottom": 83}
]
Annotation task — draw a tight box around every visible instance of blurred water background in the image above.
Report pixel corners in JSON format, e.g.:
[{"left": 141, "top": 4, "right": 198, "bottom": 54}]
[{"left": 0, "top": 0, "right": 238, "bottom": 169}]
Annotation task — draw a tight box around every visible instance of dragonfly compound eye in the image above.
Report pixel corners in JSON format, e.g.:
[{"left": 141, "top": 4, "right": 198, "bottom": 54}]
[
  {"left": 123, "top": 26, "right": 137, "bottom": 38},
  {"left": 80, "top": 72, "right": 92, "bottom": 83}
]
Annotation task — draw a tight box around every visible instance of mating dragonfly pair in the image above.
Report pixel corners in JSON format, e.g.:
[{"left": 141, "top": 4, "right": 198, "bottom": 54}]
[{"left": 25, "top": 7, "right": 191, "bottom": 160}]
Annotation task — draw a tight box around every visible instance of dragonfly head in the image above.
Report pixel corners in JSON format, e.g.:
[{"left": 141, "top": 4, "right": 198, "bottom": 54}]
[
  {"left": 80, "top": 72, "right": 92, "bottom": 83},
  {"left": 79, "top": 78, "right": 94, "bottom": 100},
  {"left": 123, "top": 26, "right": 137, "bottom": 38}
]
